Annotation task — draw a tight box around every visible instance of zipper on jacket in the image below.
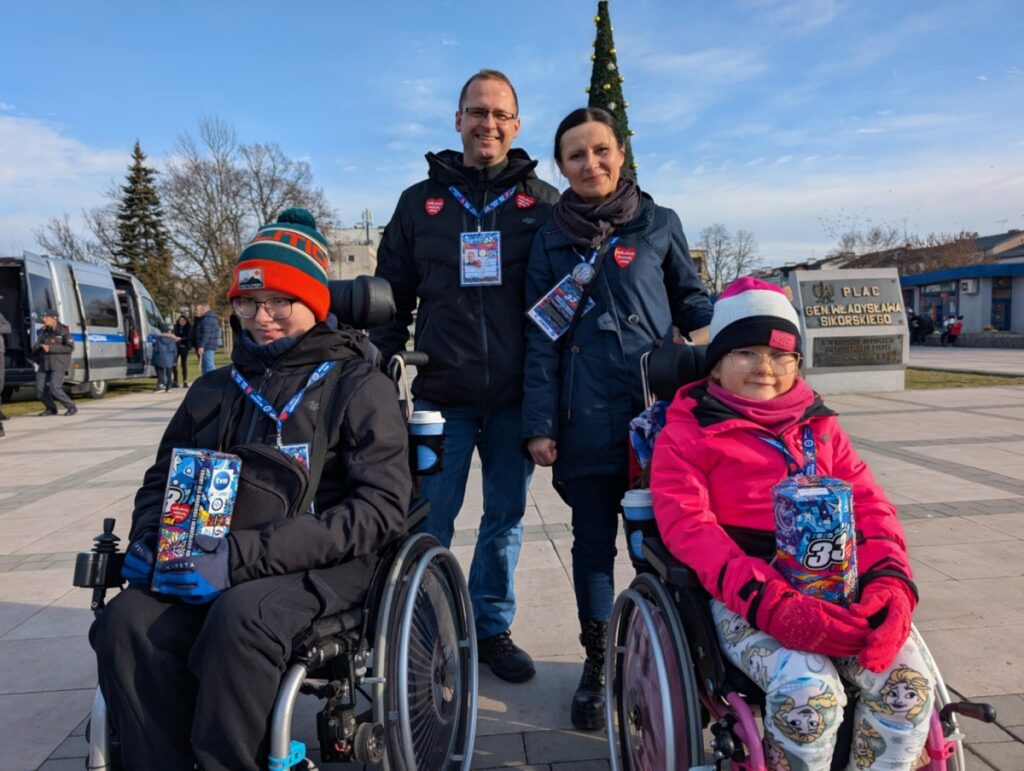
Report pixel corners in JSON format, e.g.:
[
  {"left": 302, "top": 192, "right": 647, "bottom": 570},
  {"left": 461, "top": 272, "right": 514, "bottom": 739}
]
[{"left": 477, "top": 177, "right": 494, "bottom": 397}]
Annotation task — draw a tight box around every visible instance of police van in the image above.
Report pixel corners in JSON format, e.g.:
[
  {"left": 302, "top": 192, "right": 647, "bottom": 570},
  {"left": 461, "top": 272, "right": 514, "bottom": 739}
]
[{"left": 0, "top": 251, "right": 167, "bottom": 400}]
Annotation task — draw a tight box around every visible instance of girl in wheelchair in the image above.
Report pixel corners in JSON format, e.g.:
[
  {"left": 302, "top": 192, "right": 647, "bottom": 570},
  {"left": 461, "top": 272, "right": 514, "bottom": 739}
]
[
  {"left": 90, "top": 209, "right": 412, "bottom": 771},
  {"left": 651, "top": 277, "right": 933, "bottom": 770}
]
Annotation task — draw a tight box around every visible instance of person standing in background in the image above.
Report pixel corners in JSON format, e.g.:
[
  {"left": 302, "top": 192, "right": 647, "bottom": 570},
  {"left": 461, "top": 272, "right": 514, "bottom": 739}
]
[
  {"left": 0, "top": 297, "right": 10, "bottom": 438},
  {"left": 194, "top": 303, "right": 221, "bottom": 376},
  {"left": 32, "top": 310, "right": 77, "bottom": 417},
  {"left": 171, "top": 313, "right": 192, "bottom": 388}
]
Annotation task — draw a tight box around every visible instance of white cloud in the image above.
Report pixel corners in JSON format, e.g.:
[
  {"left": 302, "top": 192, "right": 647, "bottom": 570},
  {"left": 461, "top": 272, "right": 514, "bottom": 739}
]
[
  {"left": 977, "top": 75, "right": 989, "bottom": 81},
  {"left": 746, "top": 0, "right": 843, "bottom": 31},
  {"left": 0, "top": 114, "right": 128, "bottom": 248},
  {"left": 0, "top": 102, "right": 14, "bottom": 112},
  {"left": 639, "top": 47, "right": 766, "bottom": 85},
  {"left": 856, "top": 128, "right": 886, "bottom": 134}
]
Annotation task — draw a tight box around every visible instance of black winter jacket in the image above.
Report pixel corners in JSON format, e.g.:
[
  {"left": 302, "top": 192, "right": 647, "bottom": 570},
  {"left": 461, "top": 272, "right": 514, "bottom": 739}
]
[
  {"left": 129, "top": 317, "right": 412, "bottom": 598},
  {"left": 34, "top": 322, "right": 74, "bottom": 374},
  {"left": 522, "top": 194, "right": 713, "bottom": 482},
  {"left": 371, "top": 149, "right": 559, "bottom": 407}
]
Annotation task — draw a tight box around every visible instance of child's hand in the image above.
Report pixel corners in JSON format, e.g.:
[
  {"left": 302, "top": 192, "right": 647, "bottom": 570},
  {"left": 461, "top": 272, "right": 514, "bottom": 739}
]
[
  {"left": 851, "top": 578, "right": 916, "bottom": 672},
  {"left": 755, "top": 579, "right": 871, "bottom": 657}
]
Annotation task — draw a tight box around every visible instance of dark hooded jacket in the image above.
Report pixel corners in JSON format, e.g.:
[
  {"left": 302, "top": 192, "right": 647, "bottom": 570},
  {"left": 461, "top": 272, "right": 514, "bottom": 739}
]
[
  {"left": 34, "top": 321, "right": 74, "bottom": 374},
  {"left": 128, "top": 316, "right": 412, "bottom": 600},
  {"left": 522, "top": 194, "right": 713, "bottom": 482},
  {"left": 371, "top": 149, "right": 559, "bottom": 407}
]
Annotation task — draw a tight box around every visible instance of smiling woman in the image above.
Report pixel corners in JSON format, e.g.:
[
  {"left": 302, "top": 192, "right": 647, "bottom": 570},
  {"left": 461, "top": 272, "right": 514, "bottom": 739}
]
[{"left": 522, "top": 105, "right": 713, "bottom": 731}]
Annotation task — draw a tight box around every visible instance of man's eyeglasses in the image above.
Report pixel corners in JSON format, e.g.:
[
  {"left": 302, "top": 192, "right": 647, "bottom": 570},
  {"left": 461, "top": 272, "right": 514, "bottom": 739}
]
[
  {"left": 231, "top": 297, "right": 297, "bottom": 320},
  {"left": 461, "top": 107, "right": 517, "bottom": 125},
  {"left": 726, "top": 349, "right": 802, "bottom": 375}
]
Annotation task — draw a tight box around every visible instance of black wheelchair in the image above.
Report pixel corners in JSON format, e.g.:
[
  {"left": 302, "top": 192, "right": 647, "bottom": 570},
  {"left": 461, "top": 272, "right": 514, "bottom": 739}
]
[
  {"left": 604, "top": 344, "right": 997, "bottom": 771},
  {"left": 73, "top": 277, "right": 478, "bottom": 771}
]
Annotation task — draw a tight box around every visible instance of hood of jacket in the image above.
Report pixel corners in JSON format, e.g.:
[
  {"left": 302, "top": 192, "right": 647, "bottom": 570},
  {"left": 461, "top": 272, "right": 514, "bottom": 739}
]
[{"left": 426, "top": 148, "right": 542, "bottom": 189}]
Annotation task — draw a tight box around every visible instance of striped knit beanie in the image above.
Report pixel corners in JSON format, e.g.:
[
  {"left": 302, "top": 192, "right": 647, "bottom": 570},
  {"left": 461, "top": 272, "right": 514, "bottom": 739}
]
[
  {"left": 227, "top": 208, "right": 330, "bottom": 321},
  {"left": 706, "top": 276, "right": 802, "bottom": 371}
]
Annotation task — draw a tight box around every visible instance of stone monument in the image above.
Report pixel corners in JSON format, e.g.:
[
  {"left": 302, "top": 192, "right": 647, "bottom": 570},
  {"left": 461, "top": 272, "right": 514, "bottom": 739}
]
[{"left": 788, "top": 268, "right": 907, "bottom": 394}]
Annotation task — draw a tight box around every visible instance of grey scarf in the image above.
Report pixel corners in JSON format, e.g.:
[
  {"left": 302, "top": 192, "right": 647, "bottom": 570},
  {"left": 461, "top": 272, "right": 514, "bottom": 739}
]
[{"left": 552, "top": 177, "right": 641, "bottom": 248}]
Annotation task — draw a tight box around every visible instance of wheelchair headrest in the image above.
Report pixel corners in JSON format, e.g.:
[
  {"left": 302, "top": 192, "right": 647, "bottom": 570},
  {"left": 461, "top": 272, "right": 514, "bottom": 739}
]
[
  {"left": 647, "top": 344, "right": 708, "bottom": 402},
  {"left": 329, "top": 276, "right": 395, "bottom": 330}
]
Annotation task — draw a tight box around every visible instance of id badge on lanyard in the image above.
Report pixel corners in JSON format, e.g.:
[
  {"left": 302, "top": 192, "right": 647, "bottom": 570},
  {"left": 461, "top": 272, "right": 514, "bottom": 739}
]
[
  {"left": 460, "top": 230, "right": 502, "bottom": 286},
  {"left": 450, "top": 185, "right": 516, "bottom": 287},
  {"left": 526, "top": 274, "right": 597, "bottom": 343}
]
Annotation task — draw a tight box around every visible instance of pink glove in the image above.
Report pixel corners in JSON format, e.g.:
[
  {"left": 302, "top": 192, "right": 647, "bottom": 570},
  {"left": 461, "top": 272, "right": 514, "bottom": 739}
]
[
  {"left": 755, "top": 579, "right": 871, "bottom": 657},
  {"left": 851, "top": 578, "right": 916, "bottom": 672}
]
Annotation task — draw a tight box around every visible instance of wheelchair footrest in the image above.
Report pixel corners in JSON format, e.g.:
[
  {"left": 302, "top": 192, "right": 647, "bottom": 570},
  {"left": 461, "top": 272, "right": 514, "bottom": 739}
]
[{"left": 268, "top": 740, "right": 306, "bottom": 771}]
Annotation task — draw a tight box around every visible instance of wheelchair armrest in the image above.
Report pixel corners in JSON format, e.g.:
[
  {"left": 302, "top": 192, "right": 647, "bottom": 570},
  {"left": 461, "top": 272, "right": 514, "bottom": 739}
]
[{"left": 641, "top": 537, "right": 701, "bottom": 589}]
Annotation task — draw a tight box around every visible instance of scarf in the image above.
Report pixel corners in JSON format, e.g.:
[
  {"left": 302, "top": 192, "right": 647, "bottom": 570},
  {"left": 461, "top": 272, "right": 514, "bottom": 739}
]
[
  {"left": 552, "top": 177, "right": 641, "bottom": 248},
  {"left": 707, "top": 378, "right": 815, "bottom": 434},
  {"left": 240, "top": 330, "right": 302, "bottom": 364}
]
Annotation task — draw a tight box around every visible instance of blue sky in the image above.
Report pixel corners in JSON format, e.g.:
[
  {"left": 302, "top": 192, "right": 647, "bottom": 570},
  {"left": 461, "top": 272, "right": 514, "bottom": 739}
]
[{"left": 2, "top": 0, "right": 1022, "bottom": 264}]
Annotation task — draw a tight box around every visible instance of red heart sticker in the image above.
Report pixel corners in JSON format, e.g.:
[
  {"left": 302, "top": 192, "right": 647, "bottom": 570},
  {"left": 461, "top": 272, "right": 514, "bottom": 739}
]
[
  {"left": 614, "top": 246, "right": 636, "bottom": 268},
  {"left": 424, "top": 198, "right": 444, "bottom": 216},
  {"left": 169, "top": 502, "right": 191, "bottom": 524},
  {"left": 769, "top": 329, "right": 797, "bottom": 351},
  {"left": 515, "top": 193, "right": 536, "bottom": 209}
]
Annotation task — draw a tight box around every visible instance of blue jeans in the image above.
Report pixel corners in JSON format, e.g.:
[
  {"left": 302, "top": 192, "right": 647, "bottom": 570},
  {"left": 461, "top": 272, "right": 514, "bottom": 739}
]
[
  {"left": 200, "top": 349, "right": 216, "bottom": 376},
  {"left": 558, "top": 473, "right": 629, "bottom": 622},
  {"left": 415, "top": 400, "right": 533, "bottom": 639}
]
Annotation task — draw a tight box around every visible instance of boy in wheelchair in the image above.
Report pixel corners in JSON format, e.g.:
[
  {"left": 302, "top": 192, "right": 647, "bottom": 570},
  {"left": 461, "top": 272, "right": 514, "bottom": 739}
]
[
  {"left": 89, "top": 209, "right": 413, "bottom": 771},
  {"left": 650, "top": 277, "right": 932, "bottom": 770}
]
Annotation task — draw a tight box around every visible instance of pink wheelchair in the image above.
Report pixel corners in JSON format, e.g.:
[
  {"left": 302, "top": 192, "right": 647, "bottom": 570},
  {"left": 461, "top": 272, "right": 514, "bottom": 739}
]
[{"left": 605, "top": 344, "right": 997, "bottom": 771}]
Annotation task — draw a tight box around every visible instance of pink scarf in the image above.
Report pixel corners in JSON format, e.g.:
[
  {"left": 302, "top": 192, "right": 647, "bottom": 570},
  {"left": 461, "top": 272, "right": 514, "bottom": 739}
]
[{"left": 707, "top": 378, "right": 816, "bottom": 434}]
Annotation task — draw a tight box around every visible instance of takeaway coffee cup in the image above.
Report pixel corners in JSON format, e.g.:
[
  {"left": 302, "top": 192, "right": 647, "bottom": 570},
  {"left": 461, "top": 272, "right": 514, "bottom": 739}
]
[
  {"left": 620, "top": 488, "right": 655, "bottom": 562},
  {"left": 408, "top": 411, "right": 445, "bottom": 474}
]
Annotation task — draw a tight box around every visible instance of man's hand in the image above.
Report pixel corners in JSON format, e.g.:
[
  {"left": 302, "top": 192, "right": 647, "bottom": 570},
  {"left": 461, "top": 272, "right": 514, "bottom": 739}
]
[
  {"left": 121, "top": 534, "right": 157, "bottom": 586},
  {"left": 197, "top": 347, "right": 205, "bottom": 358},
  {"left": 527, "top": 437, "right": 557, "bottom": 466},
  {"left": 41, "top": 344, "right": 50, "bottom": 352}
]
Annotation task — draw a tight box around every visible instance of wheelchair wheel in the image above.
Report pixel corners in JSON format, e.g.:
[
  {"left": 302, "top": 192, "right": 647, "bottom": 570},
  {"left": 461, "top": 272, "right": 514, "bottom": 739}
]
[
  {"left": 606, "top": 573, "right": 707, "bottom": 771},
  {"left": 915, "top": 625, "right": 966, "bottom": 771},
  {"left": 372, "top": 533, "right": 477, "bottom": 771}
]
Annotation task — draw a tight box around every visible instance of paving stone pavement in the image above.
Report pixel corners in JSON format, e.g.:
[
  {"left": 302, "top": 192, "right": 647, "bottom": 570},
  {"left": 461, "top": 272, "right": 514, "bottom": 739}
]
[{"left": 1, "top": 376, "right": 1023, "bottom": 770}]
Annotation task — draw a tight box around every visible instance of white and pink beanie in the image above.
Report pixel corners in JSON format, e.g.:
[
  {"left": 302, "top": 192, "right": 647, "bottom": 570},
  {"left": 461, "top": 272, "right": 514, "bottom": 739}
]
[{"left": 706, "top": 276, "right": 802, "bottom": 369}]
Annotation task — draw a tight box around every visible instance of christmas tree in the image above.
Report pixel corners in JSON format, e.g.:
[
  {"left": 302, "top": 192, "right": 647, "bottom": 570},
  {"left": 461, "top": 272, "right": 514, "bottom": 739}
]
[
  {"left": 586, "top": 1, "right": 637, "bottom": 178},
  {"left": 113, "top": 141, "right": 176, "bottom": 312}
]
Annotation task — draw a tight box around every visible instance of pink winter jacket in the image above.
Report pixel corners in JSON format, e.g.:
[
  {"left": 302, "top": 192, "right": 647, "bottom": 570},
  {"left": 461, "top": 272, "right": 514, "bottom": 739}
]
[{"left": 650, "top": 379, "right": 915, "bottom": 625}]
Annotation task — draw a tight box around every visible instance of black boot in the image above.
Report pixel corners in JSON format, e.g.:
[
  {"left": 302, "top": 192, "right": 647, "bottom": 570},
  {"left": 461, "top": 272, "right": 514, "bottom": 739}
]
[{"left": 571, "top": 619, "right": 608, "bottom": 731}]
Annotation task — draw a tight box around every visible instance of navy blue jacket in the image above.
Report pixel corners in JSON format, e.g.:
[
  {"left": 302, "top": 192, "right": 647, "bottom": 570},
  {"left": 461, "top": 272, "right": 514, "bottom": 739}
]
[
  {"left": 151, "top": 333, "right": 178, "bottom": 369},
  {"left": 522, "top": 194, "right": 712, "bottom": 482},
  {"left": 194, "top": 311, "right": 221, "bottom": 352}
]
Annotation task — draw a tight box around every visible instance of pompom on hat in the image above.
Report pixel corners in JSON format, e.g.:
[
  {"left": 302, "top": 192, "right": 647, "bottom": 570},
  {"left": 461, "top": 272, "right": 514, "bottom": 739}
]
[
  {"left": 227, "top": 208, "right": 331, "bottom": 321},
  {"left": 706, "top": 276, "right": 802, "bottom": 370}
]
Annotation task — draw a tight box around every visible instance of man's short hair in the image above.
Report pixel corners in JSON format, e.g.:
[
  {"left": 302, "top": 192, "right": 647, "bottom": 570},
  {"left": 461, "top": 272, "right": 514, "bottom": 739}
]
[{"left": 458, "top": 69, "right": 519, "bottom": 115}]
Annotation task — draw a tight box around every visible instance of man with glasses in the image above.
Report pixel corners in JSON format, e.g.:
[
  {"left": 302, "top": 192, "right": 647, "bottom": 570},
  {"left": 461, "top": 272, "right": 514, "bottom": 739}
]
[{"left": 372, "top": 69, "right": 558, "bottom": 683}]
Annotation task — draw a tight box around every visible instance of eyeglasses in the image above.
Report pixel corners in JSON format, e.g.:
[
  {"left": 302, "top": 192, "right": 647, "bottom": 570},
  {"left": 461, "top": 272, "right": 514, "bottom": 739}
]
[
  {"left": 461, "top": 107, "right": 517, "bottom": 125},
  {"left": 231, "top": 297, "right": 297, "bottom": 320},
  {"left": 726, "top": 349, "right": 802, "bottom": 375}
]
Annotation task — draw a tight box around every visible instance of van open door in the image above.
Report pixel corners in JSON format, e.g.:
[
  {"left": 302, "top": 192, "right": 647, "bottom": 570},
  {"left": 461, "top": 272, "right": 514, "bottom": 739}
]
[{"left": 69, "top": 262, "right": 125, "bottom": 395}]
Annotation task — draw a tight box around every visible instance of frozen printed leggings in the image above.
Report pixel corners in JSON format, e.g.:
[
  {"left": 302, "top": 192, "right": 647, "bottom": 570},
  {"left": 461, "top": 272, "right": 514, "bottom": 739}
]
[{"left": 711, "top": 600, "right": 936, "bottom": 771}]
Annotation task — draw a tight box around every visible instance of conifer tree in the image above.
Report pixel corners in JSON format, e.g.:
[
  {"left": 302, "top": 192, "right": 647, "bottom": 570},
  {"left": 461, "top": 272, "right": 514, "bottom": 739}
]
[
  {"left": 113, "top": 141, "right": 176, "bottom": 313},
  {"left": 586, "top": 1, "right": 637, "bottom": 178}
]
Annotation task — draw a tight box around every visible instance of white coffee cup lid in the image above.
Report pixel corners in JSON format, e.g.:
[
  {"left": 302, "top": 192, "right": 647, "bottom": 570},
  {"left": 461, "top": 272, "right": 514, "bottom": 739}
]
[
  {"left": 409, "top": 410, "right": 445, "bottom": 424},
  {"left": 621, "top": 488, "right": 653, "bottom": 506}
]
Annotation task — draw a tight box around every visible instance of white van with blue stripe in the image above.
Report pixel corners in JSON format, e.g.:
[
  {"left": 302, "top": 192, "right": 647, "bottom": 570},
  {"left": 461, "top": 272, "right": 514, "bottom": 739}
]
[{"left": 0, "top": 251, "right": 166, "bottom": 400}]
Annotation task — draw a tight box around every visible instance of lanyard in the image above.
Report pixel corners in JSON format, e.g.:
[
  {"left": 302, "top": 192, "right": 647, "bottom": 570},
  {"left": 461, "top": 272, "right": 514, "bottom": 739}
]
[
  {"left": 230, "top": 361, "right": 337, "bottom": 447},
  {"left": 572, "top": 236, "right": 620, "bottom": 266},
  {"left": 760, "top": 425, "right": 817, "bottom": 476},
  {"left": 570, "top": 236, "right": 619, "bottom": 286},
  {"left": 448, "top": 185, "right": 517, "bottom": 231}
]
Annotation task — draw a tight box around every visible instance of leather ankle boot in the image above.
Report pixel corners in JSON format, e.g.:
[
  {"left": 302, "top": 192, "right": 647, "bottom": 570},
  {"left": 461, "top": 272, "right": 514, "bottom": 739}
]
[{"left": 571, "top": 619, "right": 608, "bottom": 730}]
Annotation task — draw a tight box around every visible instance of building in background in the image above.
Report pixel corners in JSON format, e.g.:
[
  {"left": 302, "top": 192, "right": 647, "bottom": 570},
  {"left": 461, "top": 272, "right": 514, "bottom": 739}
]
[{"left": 325, "top": 209, "right": 382, "bottom": 280}]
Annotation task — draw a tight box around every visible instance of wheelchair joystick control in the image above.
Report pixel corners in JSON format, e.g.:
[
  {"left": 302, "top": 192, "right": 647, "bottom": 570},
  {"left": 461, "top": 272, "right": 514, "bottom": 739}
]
[{"left": 73, "top": 517, "right": 126, "bottom": 615}]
